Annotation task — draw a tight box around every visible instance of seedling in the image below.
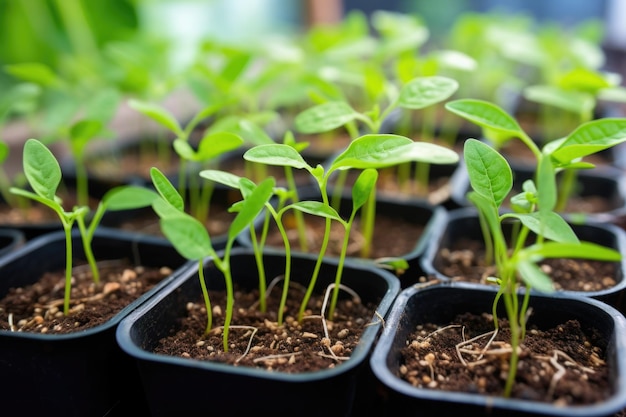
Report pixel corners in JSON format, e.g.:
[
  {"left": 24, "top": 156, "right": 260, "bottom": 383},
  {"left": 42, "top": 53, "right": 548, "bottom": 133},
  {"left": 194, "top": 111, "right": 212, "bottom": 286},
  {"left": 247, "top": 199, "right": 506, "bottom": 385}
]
[
  {"left": 446, "top": 99, "right": 626, "bottom": 212},
  {"left": 295, "top": 76, "right": 458, "bottom": 253},
  {"left": 129, "top": 99, "right": 245, "bottom": 224},
  {"left": 462, "top": 137, "right": 622, "bottom": 398},
  {"left": 149, "top": 167, "right": 275, "bottom": 352},
  {"left": 201, "top": 165, "right": 378, "bottom": 323},
  {"left": 243, "top": 133, "right": 459, "bottom": 321},
  {"left": 9, "top": 139, "right": 159, "bottom": 315}
]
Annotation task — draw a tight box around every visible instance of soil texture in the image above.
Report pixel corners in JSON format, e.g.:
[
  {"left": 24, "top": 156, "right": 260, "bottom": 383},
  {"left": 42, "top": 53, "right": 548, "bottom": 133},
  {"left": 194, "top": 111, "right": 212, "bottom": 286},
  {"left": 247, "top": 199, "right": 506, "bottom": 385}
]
[
  {"left": 399, "top": 311, "right": 611, "bottom": 406},
  {"left": 436, "top": 237, "right": 619, "bottom": 292},
  {"left": 0, "top": 260, "right": 173, "bottom": 333},
  {"left": 153, "top": 282, "right": 377, "bottom": 372}
]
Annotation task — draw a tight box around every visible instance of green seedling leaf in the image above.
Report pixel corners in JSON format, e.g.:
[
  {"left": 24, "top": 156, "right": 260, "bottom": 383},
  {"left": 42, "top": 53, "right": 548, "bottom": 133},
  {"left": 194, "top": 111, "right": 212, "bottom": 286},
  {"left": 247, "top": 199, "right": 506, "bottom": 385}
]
[
  {"left": 445, "top": 99, "right": 524, "bottom": 138},
  {"left": 10, "top": 187, "right": 63, "bottom": 213},
  {"left": 517, "top": 260, "right": 554, "bottom": 293},
  {"left": 172, "top": 139, "right": 196, "bottom": 160},
  {"left": 4, "top": 63, "right": 64, "bottom": 88},
  {"left": 152, "top": 197, "right": 184, "bottom": 219},
  {"left": 550, "top": 118, "right": 626, "bottom": 163},
  {"left": 0, "top": 142, "right": 9, "bottom": 164},
  {"left": 464, "top": 139, "right": 512, "bottom": 207},
  {"left": 187, "top": 131, "right": 243, "bottom": 162},
  {"left": 244, "top": 144, "right": 312, "bottom": 170},
  {"left": 294, "top": 101, "right": 359, "bottom": 134},
  {"left": 237, "top": 119, "right": 275, "bottom": 146},
  {"left": 289, "top": 201, "right": 343, "bottom": 223},
  {"left": 501, "top": 212, "right": 579, "bottom": 243},
  {"left": 22, "top": 138, "right": 61, "bottom": 200},
  {"left": 525, "top": 241, "right": 622, "bottom": 262},
  {"left": 537, "top": 155, "right": 556, "bottom": 213},
  {"left": 200, "top": 170, "right": 244, "bottom": 189},
  {"left": 150, "top": 167, "right": 184, "bottom": 211},
  {"left": 558, "top": 67, "right": 612, "bottom": 92},
  {"left": 128, "top": 99, "right": 183, "bottom": 137},
  {"left": 102, "top": 186, "right": 158, "bottom": 211},
  {"left": 397, "top": 76, "right": 459, "bottom": 110},
  {"left": 228, "top": 177, "right": 275, "bottom": 240},
  {"left": 331, "top": 134, "right": 458, "bottom": 171},
  {"left": 160, "top": 214, "right": 213, "bottom": 260},
  {"left": 523, "top": 85, "right": 594, "bottom": 115},
  {"left": 467, "top": 191, "right": 501, "bottom": 238},
  {"left": 510, "top": 180, "right": 536, "bottom": 212},
  {"left": 70, "top": 119, "right": 103, "bottom": 154},
  {"left": 352, "top": 169, "right": 378, "bottom": 210}
]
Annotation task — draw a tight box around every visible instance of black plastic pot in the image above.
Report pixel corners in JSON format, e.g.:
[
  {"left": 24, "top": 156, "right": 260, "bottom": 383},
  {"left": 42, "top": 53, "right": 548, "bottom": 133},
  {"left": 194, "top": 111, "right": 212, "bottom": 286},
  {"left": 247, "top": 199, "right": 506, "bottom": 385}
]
[
  {"left": 420, "top": 207, "right": 626, "bottom": 312},
  {"left": 370, "top": 283, "right": 626, "bottom": 417},
  {"left": 449, "top": 160, "right": 626, "bottom": 223},
  {"left": 237, "top": 186, "right": 447, "bottom": 286},
  {"left": 0, "top": 227, "right": 25, "bottom": 257},
  {"left": 0, "top": 228, "right": 188, "bottom": 417},
  {"left": 116, "top": 247, "right": 400, "bottom": 417}
]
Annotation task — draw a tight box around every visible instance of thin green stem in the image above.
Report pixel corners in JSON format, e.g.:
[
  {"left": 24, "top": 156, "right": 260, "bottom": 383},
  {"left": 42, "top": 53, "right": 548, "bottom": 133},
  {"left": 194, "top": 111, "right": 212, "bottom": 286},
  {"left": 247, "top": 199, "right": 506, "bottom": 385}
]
[
  {"left": 298, "top": 182, "right": 331, "bottom": 323},
  {"left": 359, "top": 188, "right": 376, "bottom": 259},
  {"left": 284, "top": 166, "right": 308, "bottom": 252},
  {"left": 555, "top": 169, "right": 576, "bottom": 213},
  {"left": 198, "top": 259, "right": 212, "bottom": 335},
  {"left": 62, "top": 221, "right": 74, "bottom": 315},
  {"left": 274, "top": 209, "right": 292, "bottom": 326},
  {"left": 328, "top": 217, "right": 351, "bottom": 319}
]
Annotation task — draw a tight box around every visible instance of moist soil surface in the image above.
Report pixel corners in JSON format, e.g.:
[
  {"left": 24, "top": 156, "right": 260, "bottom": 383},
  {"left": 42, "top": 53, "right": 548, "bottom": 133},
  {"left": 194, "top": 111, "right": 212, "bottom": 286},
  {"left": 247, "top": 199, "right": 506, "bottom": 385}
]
[
  {"left": 435, "top": 237, "right": 619, "bottom": 292},
  {"left": 263, "top": 211, "right": 425, "bottom": 262},
  {"left": 0, "top": 261, "right": 173, "bottom": 333},
  {"left": 399, "top": 311, "right": 612, "bottom": 406},
  {"left": 153, "top": 283, "right": 377, "bottom": 372}
]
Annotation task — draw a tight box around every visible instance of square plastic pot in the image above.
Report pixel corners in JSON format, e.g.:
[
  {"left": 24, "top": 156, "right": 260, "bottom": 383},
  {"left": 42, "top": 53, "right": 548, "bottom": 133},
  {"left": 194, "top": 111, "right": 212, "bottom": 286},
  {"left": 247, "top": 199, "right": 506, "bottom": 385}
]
[
  {"left": 370, "top": 283, "right": 626, "bottom": 417},
  {"left": 116, "top": 247, "right": 400, "bottom": 417},
  {"left": 419, "top": 207, "right": 626, "bottom": 313},
  {"left": 0, "top": 227, "right": 188, "bottom": 417}
]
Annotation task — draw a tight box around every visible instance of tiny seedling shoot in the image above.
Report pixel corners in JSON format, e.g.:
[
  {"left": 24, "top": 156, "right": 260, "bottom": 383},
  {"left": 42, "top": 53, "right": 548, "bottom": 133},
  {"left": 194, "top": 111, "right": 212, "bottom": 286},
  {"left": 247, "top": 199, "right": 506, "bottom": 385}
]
[
  {"left": 243, "top": 133, "right": 459, "bottom": 321},
  {"left": 10, "top": 138, "right": 159, "bottom": 315},
  {"left": 445, "top": 98, "right": 626, "bottom": 213},
  {"left": 149, "top": 167, "right": 275, "bottom": 352},
  {"left": 463, "top": 137, "right": 622, "bottom": 398}
]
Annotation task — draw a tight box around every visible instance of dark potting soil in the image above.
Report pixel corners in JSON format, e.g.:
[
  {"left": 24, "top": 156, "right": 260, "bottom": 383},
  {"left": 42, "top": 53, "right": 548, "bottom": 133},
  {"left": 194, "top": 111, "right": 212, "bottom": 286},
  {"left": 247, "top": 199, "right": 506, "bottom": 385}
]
[
  {"left": 399, "top": 311, "right": 611, "bottom": 406},
  {"left": 264, "top": 211, "right": 425, "bottom": 262},
  {"left": 436, "top": 237, "right": 619, "bottom": 292},
  {"left": 0, "top": 261, "right": 173, "bottom": 333},
  {"left": 152, "top": 283, "right": 377, "bottom": 373}
]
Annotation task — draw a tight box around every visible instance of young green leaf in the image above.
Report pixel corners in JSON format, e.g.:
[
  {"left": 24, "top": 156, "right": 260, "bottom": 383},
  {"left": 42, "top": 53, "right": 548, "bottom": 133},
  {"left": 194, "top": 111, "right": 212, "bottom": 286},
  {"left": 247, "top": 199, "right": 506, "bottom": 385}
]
[
  {"left": 195, "top": 132, "right": 244, "bottom": 160},
  {"left": 22, "top": 138, "right": 62, "bottom": 201},
  {"left": 150, "top": 167, "right": 184, "bottom": 211},
  {"left": 524, "top": 241, "right": 622, "bottom": 262},
  {"left": 294, "top": 101, "right": 359, "bottom": 134},
  {"left": 445, "top": 99, "right": 524, "bottom": 138},
  {"left": 523, "top": 85, "right": 594, "bottom": 115},
  {"left": 352, "top": 169, "right": 378, "bottom": 210},
  {"left": 501, "top": 212, "right": 579, "bottom": 244},
  {"left": 228, "top": 177, "right": 275, "bottom": 240},
  {"left": 128, "top": 99, "right": 184, "bottom": 137},
  {"left": 397, "top": 76, "right": 459, "bottom": 110},
  {"left": 288, "top": 200, "right": 344, "bottom": 223},
  {"left": 160, "top": 214, "right": 213, "bottom": 260},
  {"left": 200, "top": 169, "right": 245, "bottom": 189},
  {"left": 243, "top": 144, "right": 312, "bottom": 170},
  {"left": 102, "top": 186, "right": 158, "bottom": 211},
  {"left": 69, "top": 119, "right": 103, "bottom": 154},
  {"left": 516, "top": 260, "right": 554, "bottom": 293},
  {"left": 536, "top": 157, "right": 556, "bottom": 213},
  {"left": 550, "top": 118, "right": 626, "bottom": 163},
  {"left": 330, "top": 134, "right": 458, "bottom": 171},
  {"left": 464, "top": 139, "right": 512, "bottom": 207}
]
